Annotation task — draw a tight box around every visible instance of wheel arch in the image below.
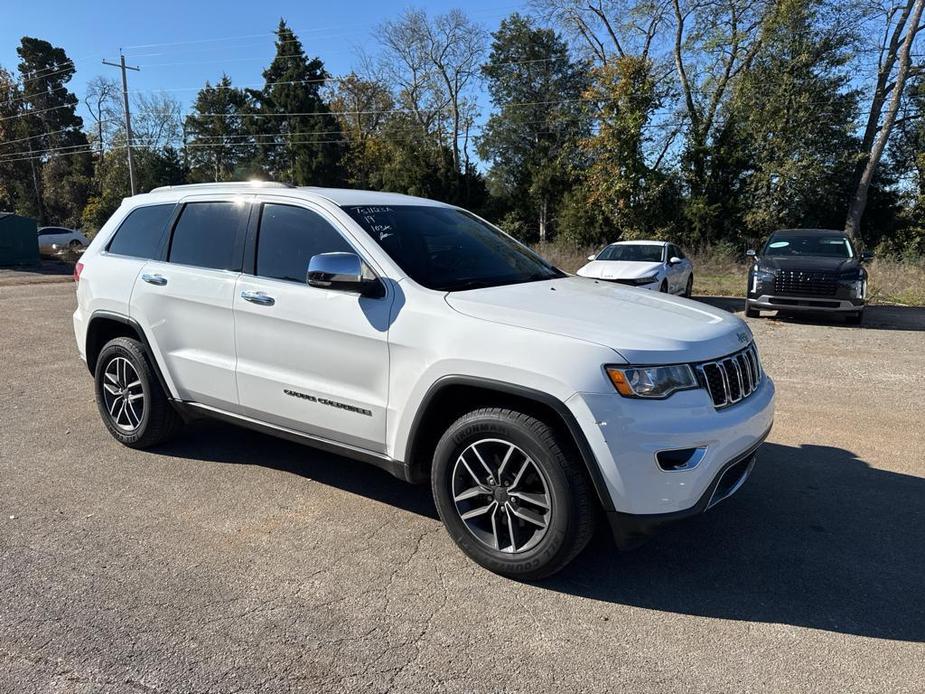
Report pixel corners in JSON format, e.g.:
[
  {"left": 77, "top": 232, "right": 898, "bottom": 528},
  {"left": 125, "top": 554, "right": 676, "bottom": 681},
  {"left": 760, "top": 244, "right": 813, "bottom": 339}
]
[
  {"left": 85, "top": 311, "right": 174, "bottom": 399},
  {"left": 404, "top": 376, "right": 614, "bottom": 512}
]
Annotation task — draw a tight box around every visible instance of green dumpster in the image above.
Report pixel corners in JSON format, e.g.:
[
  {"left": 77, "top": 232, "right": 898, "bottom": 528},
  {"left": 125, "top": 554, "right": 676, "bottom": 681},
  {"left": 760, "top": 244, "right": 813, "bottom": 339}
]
[{"left": 0, "top": 213, "right": 40, "bottom": 266}]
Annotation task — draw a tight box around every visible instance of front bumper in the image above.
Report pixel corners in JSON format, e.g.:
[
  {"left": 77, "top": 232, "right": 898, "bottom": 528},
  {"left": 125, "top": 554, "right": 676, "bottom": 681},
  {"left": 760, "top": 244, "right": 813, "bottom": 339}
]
[
  {"left": 603, "top": 278, "right": 660, "bottom": 290},
  {"left": 566, "top": 375, "right": 775, "bottom": 520},
  {"left": 605, "top": 435, "right": 765, "bottom": 548},
  {"left": 747, "top": 294, "right": 864, "bottom": 312}
]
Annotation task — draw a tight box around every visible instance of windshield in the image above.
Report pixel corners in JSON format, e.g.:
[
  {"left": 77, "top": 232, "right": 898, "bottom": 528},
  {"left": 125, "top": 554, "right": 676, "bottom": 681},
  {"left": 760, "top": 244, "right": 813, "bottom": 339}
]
[
  {"left": 597, "top": 244, "right": 664, "bottom": 262},
  {"left": 763, "top": 234, "right": 854, "bottom": 258},
  {"left": 342, "top": 205, "right": 564, "bottom": 291}
]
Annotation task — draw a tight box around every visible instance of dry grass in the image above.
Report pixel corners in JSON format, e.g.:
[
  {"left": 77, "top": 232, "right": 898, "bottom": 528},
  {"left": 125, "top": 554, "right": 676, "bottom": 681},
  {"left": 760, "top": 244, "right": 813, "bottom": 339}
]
[{"left": 532, "top": 242, "right": 925, "bottom": 306}]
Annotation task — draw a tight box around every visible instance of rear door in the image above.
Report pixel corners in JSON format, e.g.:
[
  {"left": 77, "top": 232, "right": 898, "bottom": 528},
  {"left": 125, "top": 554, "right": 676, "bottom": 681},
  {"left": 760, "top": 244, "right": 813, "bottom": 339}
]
[
  {"left": 233, "top": 198, "right": 392, "bottom": 453},
  {"left": 94, "top": 203, "right": 176, "bottom": 317},
  {"left": 130, "top": 196, "right": 251, "bottom": 408}
]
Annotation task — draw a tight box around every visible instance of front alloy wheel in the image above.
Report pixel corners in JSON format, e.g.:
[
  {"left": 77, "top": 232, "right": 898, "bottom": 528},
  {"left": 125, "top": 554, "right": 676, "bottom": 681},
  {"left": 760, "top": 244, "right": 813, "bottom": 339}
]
[
  {"left": 451, "top": 438, "right": 552, "bottom": 553},
  {"left": 432, "top": 407, "right": 596, "bottom": 580}
]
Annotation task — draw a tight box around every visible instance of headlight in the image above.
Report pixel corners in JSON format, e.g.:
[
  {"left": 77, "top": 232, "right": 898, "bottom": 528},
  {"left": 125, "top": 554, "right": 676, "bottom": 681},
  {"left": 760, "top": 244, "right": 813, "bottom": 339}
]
[
  {"left": 606, "top": 364, "right": 699, "bottom": 399},
  {"left": 750, "top": 266, "right": 775, "bottom": 292},
  {"left": 628, "top": 274, "right": 659, "bottom": 285}
]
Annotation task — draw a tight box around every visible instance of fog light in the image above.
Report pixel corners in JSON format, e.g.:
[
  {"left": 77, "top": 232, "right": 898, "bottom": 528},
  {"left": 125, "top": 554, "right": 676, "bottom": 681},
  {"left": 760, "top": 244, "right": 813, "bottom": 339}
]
[{"left": 656, "top": 447, "right": 706, "bottom": 471}]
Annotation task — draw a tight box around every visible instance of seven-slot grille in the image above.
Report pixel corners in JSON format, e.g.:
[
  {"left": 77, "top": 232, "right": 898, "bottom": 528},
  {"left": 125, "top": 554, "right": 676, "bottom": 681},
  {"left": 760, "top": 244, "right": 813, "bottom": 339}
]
[
  {"left": 774, "top": 270, "right": 838, "bottom": 296},
  {"left": 697, "top": 344, "right": 762, "bottom": 409}
]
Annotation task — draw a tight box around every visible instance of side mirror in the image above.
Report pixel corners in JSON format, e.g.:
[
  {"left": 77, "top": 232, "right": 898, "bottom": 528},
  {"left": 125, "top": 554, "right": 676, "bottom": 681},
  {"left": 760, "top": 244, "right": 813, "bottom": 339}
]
[
  {"left": 860, "top": 251, "right": 874, "bottom": 262},
  {"left": 668, "top": 256, "right": 682, "bottom": 266},
  {"left": 307, "top": 252, "right": 384, "bottom": 298},
  {"left": 745, "top": 249, "right": 756, "bottom": 257},
  {"left": 587, "top": 254, "right": 596, "bottom": 261}
]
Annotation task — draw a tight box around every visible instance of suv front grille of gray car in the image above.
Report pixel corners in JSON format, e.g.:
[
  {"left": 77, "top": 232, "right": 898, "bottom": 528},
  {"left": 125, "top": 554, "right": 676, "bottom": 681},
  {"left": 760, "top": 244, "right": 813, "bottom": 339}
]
[{"left": 697, "top": 345, "right": 762, "bottom": 408}]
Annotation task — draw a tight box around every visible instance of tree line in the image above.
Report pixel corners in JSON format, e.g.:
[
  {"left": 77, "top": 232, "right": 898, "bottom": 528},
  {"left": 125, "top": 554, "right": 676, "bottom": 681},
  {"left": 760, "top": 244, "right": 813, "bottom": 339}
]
[{"left": 1, "top": 0, "right": 924, "bottom": 257}]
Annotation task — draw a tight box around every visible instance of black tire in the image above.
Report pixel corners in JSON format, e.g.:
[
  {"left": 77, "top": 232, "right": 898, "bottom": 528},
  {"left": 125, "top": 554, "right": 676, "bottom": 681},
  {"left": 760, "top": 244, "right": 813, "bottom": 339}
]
[
  {"left": 68, "top": 239, "right": 82, "bottom": 249},
  {"left": 745, "top": 300, "right": 760, "bottom": 318},
  {"left": 431, "top": 407, "right": 596, "bottom": 580},
  {"left": 684, "top": 274, "right": 693, "bottom": 298},
  {"left": 659, "top": 280, "right": 668, "bottom": 293},
  {"left": 846, "top": 309, "right": 864, "bottom": 325},
  {"left": 94, "top": 336, "right": 181, "bottom": 448}
]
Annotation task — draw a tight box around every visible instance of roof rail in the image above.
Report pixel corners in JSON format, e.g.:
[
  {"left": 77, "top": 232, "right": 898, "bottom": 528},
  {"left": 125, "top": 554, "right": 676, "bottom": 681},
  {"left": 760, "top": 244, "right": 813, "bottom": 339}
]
[{"left": 149, "top": 181, "right": 295, "bottom": 193}]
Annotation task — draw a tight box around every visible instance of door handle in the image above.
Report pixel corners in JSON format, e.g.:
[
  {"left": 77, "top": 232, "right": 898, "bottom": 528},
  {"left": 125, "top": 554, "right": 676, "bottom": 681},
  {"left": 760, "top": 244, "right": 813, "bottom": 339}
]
[
  {"left": 241, "top": 290, "right": 275, "bottom": 306},
  {"left": 141, "top": 273, "right": 168, "bottom": 286}
]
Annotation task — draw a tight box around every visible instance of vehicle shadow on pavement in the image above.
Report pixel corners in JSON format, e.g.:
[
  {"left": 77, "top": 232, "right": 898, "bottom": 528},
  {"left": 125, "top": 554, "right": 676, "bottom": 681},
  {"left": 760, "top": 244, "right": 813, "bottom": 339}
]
[
  {"left": 152, "top": 425, "right": 924, "bottom": 641},
  {"left": 697, "top": 295, "right": 925, "bottom": 332},
  {"left": 545, "top": 441, "right": 925, "bottom": 642},
  {"left": 152, "top": 420, "right": 440, "bottom": 521}
]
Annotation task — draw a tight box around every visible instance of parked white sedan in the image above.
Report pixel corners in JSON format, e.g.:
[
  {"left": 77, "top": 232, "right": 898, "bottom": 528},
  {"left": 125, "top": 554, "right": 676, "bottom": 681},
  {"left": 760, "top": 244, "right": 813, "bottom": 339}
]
[
  {"left": 576, "top": 240, "right": 694, "bottom": 296},
  {"left": 38, "top": 226, "right": 89, "bottom": 256}
]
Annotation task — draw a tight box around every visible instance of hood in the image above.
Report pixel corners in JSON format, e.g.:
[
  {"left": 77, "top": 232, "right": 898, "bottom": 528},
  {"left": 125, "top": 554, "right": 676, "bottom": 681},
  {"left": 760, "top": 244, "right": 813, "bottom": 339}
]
[
  {"left": 576, "top": 259, "right": 662, "bottom": 280},
  {"left": 759, "top": 255, "right": 859, "bottom": 273},
  {"left": 445, "top": 277, "right": 752, "bottom": 364}
]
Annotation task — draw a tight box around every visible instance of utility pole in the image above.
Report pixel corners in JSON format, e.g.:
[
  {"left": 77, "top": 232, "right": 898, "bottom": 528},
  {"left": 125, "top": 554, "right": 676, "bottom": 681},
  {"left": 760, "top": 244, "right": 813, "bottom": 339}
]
[{"left": 103, "top": 54, "right": 140, "bottom": 195}]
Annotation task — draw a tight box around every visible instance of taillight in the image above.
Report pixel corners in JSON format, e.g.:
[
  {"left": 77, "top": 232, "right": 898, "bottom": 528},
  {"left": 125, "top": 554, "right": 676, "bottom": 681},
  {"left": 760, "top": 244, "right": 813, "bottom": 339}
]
[{"left": 73, "top": 261, "right": 84, "bottom": 283}]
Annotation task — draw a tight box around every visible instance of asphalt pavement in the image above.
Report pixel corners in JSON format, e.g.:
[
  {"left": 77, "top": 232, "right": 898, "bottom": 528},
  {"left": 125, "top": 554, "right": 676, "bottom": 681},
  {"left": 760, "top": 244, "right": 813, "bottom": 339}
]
[{"left": 1, "top": 283, "right": 923, "bottom": 693}]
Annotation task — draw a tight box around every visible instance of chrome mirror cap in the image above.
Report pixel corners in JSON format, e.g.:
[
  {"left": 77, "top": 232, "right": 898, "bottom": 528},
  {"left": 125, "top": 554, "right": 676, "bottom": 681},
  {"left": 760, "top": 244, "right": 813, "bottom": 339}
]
[{"left": 307, "top": 252, "right": 383, "bottom": 298}]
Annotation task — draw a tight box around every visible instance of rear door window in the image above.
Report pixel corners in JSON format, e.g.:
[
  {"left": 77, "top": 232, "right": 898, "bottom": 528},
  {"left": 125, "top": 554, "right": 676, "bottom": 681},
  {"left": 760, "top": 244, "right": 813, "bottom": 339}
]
[
  {"left": 255, "top": 204, "right": 353, "bottom": 283},
  {"left": 168, "top": 202, "right": 247, "bottom": 271},
  {"left": 107, "top": 204, "right": 175, "bottom": 259}
]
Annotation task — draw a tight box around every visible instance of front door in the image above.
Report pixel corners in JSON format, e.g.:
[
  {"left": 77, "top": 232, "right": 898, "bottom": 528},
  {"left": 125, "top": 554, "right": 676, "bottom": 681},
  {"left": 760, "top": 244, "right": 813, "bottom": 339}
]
[{"left": 233, "top": 200, "right": 392, "bottom": 453}]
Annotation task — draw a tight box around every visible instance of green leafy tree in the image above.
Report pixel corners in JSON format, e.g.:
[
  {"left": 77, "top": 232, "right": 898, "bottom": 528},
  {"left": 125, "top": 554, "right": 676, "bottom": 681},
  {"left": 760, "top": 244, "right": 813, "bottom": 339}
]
[
  {"left": 478, "top": 14, "right": 588, "bottom": 241},
  {"left": 327, "top": 72, "right": 395, "bottom": 189},
  {"left": 576, "top": 56, "right": 680, "bottom": 243},
  {"left": 184, "top": 75, "right": 259, "bottom": 182},
  {"left": 81, "top": 147, "right": 187, "bottom": 233},
  {"left": 730, "top": 0, "right": 860, "bottom": 243},
  {"left": 0, "top": 66, "right": 32, "bottom": 212},
  {"left": 251, "top": 20, "right": 344, "bottom": 185},
  {"left": 14, "top": 37, "right": 92, "bottom": 225}
]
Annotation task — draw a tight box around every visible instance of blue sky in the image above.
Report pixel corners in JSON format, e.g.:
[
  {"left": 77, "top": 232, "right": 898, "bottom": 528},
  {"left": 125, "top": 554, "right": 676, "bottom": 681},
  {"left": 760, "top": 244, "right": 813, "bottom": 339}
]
[{"left": 2, "top": 0, "right": 532, "bottom": 124}]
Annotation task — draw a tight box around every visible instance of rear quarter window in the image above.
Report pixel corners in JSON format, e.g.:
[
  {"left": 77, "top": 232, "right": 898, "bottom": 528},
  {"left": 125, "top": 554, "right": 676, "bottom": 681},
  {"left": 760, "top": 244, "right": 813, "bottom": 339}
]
[{"left": 107, "top": 204, "right": 175, "bottom": 259}]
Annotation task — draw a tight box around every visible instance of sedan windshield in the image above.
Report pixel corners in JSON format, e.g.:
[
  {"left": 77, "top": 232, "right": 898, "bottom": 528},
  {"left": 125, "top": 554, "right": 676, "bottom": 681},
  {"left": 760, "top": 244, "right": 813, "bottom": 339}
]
[
  {"left": 763, "top": 234, "right": 854, "bottom": 258},
  {"left": 597, "top": 244, "right": 664, "bottom": 262},
  {"left": 342, "top": 205, "right": 564, "bottom": 291}
]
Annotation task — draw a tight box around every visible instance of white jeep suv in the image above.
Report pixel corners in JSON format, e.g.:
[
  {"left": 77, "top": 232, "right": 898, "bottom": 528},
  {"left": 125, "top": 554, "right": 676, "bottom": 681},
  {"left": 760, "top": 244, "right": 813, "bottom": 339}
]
[{"left": 73, "top": 182, "right": 775, "bottom": 579}]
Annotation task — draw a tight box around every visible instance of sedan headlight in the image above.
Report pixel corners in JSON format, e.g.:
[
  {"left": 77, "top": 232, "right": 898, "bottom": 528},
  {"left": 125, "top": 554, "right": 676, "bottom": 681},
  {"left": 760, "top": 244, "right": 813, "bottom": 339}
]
[
  {"left": 627, "top": 274, "right": 659, "bottom": 286},
  {"left": 606, "top": 364, "right": 699, "bottom": 399}
]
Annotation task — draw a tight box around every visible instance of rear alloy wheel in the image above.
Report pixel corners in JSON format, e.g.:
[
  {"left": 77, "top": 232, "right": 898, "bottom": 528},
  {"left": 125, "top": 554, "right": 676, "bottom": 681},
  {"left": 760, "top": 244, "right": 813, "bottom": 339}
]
[
  {"left": 94, "top": 336, "right": 181, "bottom": 448},
  {"left": 68, "top": 239, "right": 82, "bottom": 250},
  {"left": 432, "top": 407, "right": 596, "bottom": 580},
  {"left": 101, "top": 357, "right": 146, "bottom": 432}
]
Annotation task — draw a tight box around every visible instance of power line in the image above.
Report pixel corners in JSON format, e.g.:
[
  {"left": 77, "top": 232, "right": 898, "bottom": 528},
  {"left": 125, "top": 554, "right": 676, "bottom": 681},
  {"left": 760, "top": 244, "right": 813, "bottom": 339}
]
[
  {"left": 0, "top": 103, "right": 71, "bottom": 123},
  {"left": 0, "top": 125, "right": 90, "bottom": 148}
]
